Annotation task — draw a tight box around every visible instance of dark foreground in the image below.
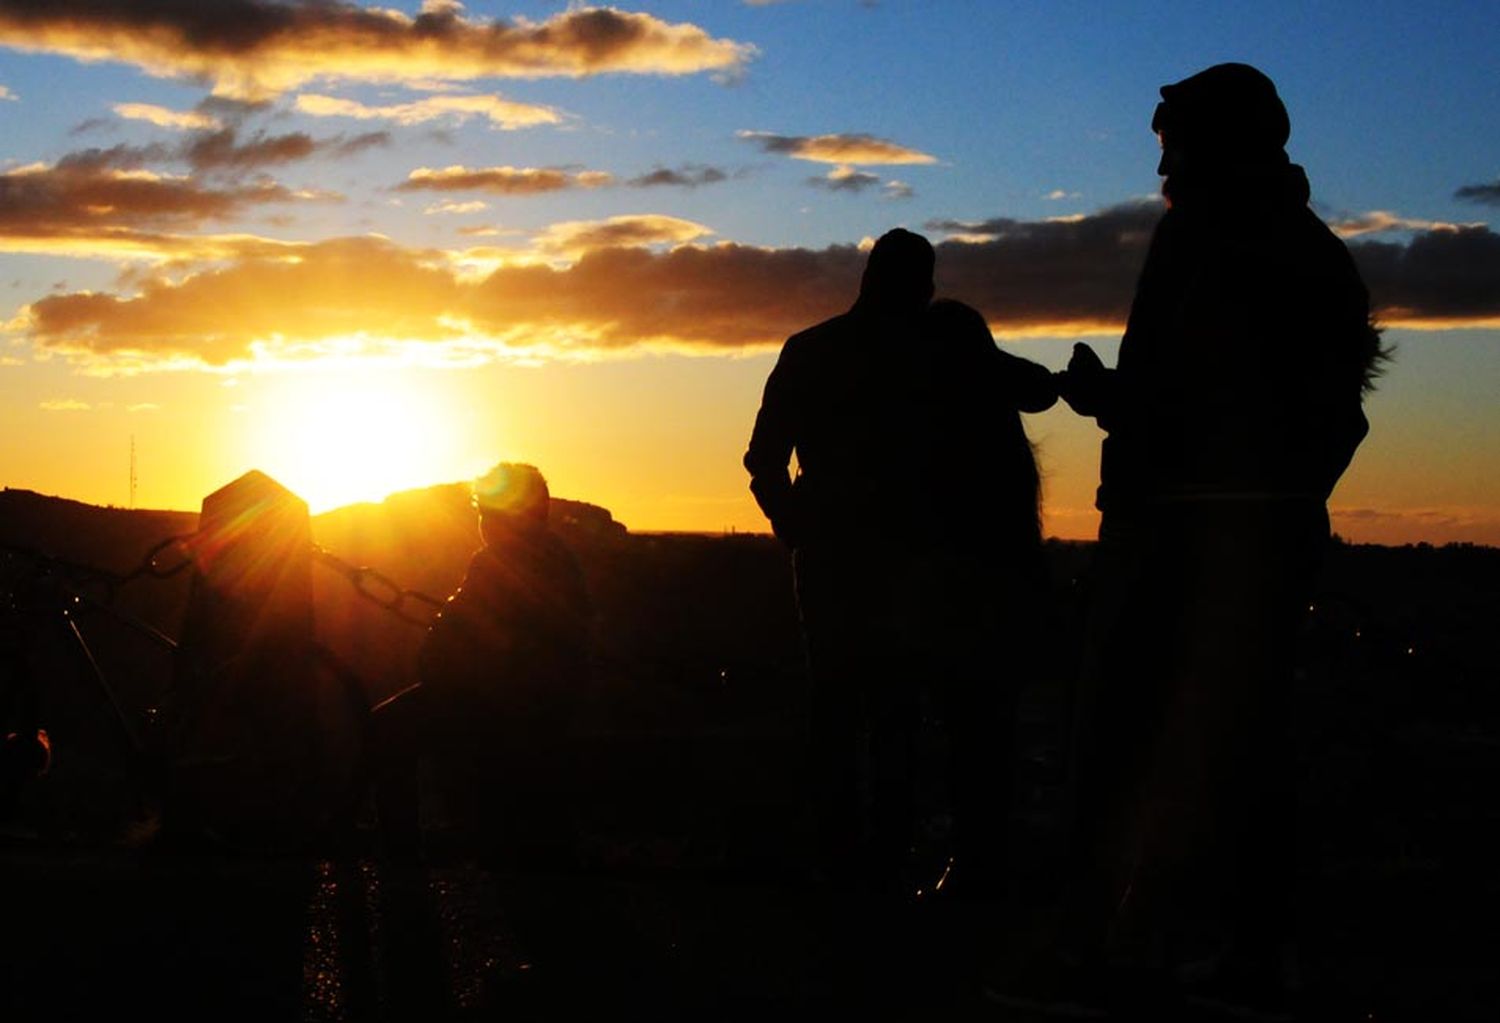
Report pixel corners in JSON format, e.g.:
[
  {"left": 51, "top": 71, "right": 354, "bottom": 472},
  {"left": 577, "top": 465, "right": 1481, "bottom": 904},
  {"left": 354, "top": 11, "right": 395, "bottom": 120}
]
[{"left": 2, "top": 487, "right": 1498, "bottom": 1020}]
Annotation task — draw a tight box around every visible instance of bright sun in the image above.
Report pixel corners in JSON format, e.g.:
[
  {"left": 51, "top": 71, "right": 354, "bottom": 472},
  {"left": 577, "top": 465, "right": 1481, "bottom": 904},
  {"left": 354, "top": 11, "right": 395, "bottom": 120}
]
[{"left": 250, "top": 370, "right": 473, "bottom": 512}]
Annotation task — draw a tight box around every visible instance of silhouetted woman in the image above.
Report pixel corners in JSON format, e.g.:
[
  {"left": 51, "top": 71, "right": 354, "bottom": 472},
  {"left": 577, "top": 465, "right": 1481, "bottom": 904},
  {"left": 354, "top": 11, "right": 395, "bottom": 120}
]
[{"left": 912, "top": 297, "right": 1056, "bottom": 895}]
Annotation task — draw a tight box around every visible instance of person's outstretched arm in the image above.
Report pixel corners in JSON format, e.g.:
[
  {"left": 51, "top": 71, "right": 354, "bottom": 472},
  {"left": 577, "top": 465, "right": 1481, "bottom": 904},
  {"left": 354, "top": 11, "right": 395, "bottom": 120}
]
[{"left": 994, "top": 346, "right": 1060, "bottom": 413}]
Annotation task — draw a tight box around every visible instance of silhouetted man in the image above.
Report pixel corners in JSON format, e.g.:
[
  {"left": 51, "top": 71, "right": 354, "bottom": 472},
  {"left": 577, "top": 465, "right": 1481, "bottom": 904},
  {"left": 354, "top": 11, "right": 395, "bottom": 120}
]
[
  {"left": 746, "top": 230, "right": 1057, "bottom": 892},
  {"left": 371, "top": 462, "right": 591, "bottom": 861},
  {"left": 1045, "top": 63, "right": 1383, "bottom": 1014},
  {"left": 745, "top": 229, "right": 937, "bottom": 888}
]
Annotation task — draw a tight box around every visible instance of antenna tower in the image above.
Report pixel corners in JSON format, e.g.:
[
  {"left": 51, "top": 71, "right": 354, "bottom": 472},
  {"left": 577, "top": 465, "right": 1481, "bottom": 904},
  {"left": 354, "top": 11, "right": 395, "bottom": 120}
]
[{"left": 130, "top": 434, "right": 137, "bottom": 510}]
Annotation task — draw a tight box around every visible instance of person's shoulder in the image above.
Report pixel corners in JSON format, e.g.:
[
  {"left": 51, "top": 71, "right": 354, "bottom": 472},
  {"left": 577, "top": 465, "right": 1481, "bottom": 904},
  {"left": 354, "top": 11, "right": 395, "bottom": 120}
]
[
  {"left": 785, "top": 310, "right": 855, "bottom": 350},
  {"left": 770, "top": 311, "right": 854, "bottom": 374}
]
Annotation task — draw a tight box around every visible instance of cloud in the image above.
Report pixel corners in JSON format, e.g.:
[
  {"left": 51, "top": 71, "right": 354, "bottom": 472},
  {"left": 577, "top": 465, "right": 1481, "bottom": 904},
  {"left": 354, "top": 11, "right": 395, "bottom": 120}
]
[
  {"left": 0, "top": 84, "right": 15, "bottom": 101},
  {"left": 39, "top": 398, "right": 90, "bottom": 410},
  {"left": 424, "top": 199, "right": 488, "bottom": 215},
  {"left": 19, "top": 201, "right": 1500, "bottom": 373},
  {"left": 1348, "top": 222, "right": 1500, "bottom": 327},
  {"left": 737, "top": 130, "right": 936, "bottom": 165},
  {"left": 332, "top": 131, "right": 390, "bottom": 157},
  {"left": 1045, "top": 189, "right": 1080, "bottom": 201},
  {"left": 808, "top": 165, "right": 881, "bottom": 192},
  {"left": 626, "top": 165, "right": 729, "bottom": 188},
  {"left": 1454, "top": 179, "right": 1500, "bottom": 205},
  {"left": 0, "top": 2, "right": 755, "bottom": 100},
  {"left": 533, "top": 214, "right": 713, "bottom": 256},
  {"left": 398, "top": 164, "right": 614, "bottom": 195},
  {"left": 294, "top": 91, "right": 561, "bottom": 130},
  {"left": 0, "top": 160, "right": 314, "bottom": 260},
  {"left": 49, "top": 125, "right": 388, "bottom": 178},
  {"left": 126, "top": 402, "right": 160, "bottom": 411},
  {"left": 1327, "top": 210, "right": 1465, "bottom": 238},
  {"left": 1330, "top": 505, "right": 1500, "bottom": 547},
  {"left": 113, "top": 102, "right": 221, "bottom": 131},
  {"left": 803, "top": 166, "right": 912, "bottom": 199},
  {"left": 184, "top": 128, "right": 318, "bottom": 170},
  {"left": 0, "top": 161, "right": 298, "bottom": 231}
]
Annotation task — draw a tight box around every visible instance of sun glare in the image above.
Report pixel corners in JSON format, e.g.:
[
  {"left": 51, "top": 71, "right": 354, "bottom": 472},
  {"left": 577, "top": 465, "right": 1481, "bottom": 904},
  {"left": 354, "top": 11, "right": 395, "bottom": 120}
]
[{"left": 249, "top": 370, "right": 473, "bottom": 512}]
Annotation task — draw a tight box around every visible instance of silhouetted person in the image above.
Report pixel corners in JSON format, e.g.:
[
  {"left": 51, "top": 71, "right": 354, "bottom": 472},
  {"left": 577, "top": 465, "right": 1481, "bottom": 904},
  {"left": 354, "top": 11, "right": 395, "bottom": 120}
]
[
  {"left": 914, "top": 298, "right": 1057, "bottom": 895},
  {"left": 370, "top": 462, "right": 590, "bottom": 862},
  {"left": 1031, "top": 63, "right": 1383, "bottom": 1014},
  {"left": 745, "top": 232, "right": 1055, "bottom": 891}
]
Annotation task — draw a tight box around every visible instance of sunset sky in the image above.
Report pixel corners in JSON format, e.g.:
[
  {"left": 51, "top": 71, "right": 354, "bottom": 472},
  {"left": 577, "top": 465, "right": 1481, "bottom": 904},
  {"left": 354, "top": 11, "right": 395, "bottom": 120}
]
[{"left": 0, "top": 1, "right": 1496, "bottom": 544}]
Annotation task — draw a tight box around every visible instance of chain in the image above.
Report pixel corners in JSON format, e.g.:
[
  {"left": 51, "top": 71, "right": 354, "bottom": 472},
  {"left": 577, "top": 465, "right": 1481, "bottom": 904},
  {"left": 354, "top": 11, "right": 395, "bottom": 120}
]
[
  {"left": 3, "top": 533, "right": 445, "bottom": 633},
  {"left": 310, "top": 545, "right": 446, "bottom": 628}
]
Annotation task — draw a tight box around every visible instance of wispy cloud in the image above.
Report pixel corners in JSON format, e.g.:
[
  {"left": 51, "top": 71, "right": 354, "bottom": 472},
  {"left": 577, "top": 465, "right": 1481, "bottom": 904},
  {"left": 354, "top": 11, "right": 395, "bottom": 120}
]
[
  {"left": 626, "top": 165, "right": 730, "bottom": 188},
  {"left": 1327, "top": 210, "right": 1467, "bottom": 238},
  {"left": 533, "top": 214, "right": 712, "bottom": 256},
  {"left": 738, "top": 130, "right": 937, "bottom": 165},
  {"left": 1454, "top": 179, "right": 1500, "bottom": 205},
  {"left": 0, "top": 2, "right": 755, "bottom": 99},
  {"left": 113, "top": 102, "right": 221, "bottom": 131},
  {"left": 294, "top": 92, "right": 561, "bottom": 130},
  {"left": 398, "top": 165, "right": 613, "bottom": 195},
  {"left": 424, "top": 199, "right": 488, "bottom": 215},
  {"left": 39, "top": 398, "right": 90, "bottom": 411}
]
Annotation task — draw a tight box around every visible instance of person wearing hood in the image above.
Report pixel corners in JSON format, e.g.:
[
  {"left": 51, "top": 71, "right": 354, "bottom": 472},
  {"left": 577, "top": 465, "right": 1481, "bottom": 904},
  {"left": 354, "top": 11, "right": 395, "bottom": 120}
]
[{"left": 1023, "top": 64, "right": 1384, "bottom": 1016}]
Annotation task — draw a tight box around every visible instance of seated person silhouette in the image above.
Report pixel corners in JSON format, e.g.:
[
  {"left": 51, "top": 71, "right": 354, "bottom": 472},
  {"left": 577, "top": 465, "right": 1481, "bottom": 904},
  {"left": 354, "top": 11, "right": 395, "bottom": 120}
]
[{"left": 369, "top": 463, "right": 591, "bottom": 862}]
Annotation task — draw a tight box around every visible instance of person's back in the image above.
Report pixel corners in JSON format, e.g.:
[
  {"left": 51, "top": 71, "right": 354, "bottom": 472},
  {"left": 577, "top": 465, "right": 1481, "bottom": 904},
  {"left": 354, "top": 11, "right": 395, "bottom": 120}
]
[
  {"left": 744, "top": 228, "right": 936, "bottom": 550},
  {"left": 917, "top": 298, "right": 1053, "bottom": 557},
  {"left": 371, "top": 462, "right": 590, "bottom": 861},
  {"left": 419, "top": 516, "right": 590, "bottom": 732}
]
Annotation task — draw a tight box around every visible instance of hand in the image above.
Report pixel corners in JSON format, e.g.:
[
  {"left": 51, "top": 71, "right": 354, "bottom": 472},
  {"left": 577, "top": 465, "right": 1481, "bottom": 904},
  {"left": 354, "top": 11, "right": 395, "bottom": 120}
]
[
  {"left": 1067, "top": 342, "right": 1105, "bottom": 376},
  {"left": 1057, "top": 343, "right": 1109, "bottom": 417}
]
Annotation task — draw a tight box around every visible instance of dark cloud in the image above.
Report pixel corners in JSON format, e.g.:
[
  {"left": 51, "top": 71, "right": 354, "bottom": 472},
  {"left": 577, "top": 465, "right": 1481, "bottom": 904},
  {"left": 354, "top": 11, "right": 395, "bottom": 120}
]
[
  {"left": 49, "top": 126, "right": 391, "bottom": 179},
  {"left": 18, "top": 201, "right": 1500, "bottom": 370},
  {"left": 626, "top": 165, "right": 729, "bottom": 188},
  {"left": 332, "top": 131, "right": 390, "bottom": 157},
  {"left": 1454, "top": 179, "right": 1500, "bottom": 205},
  {"left": 184, "top": 128, "right": 316, "bottom": 170},
  {"left": 69, "top": 116, "right": 112, "bottom": 136},
  {"left": 0, "top": 160, "right": 308, "bottom": 258},
  {"left": 0, "top": 1, "right": 753, "bottom": 99},
  {"left": 807, "top": 167, "right": 881, "bottom": 192},
  {"left": 188, "top": 126, "right": 389, "bottom": 169},
  {"left": 55, "top": 142, "right": 172, "bottom": 173},
  {"left": 1349, "top": 223, "right": 1500, "bottom": 325},
  {"left": 195, "top": 95, "right": 273, "bottom": 122}
]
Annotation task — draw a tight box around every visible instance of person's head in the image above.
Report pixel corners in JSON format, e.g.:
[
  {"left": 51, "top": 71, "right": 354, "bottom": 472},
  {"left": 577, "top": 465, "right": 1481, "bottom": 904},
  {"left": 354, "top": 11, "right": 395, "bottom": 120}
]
[
  {"left": 858, "top": 228, "right": 935, "bottom": 314},
  {"left": 1151, "top": 63, "right": 1290, "bottom": 195},
  {"left": 473, "top": 462, "right": 549, "bottom": 543}
]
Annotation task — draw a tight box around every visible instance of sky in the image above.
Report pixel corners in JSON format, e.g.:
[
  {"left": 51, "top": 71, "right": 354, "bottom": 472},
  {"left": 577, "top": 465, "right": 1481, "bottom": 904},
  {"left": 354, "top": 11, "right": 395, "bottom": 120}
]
[{"left": 0, "top": 0, "right": 1496, "bottom": 544}]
